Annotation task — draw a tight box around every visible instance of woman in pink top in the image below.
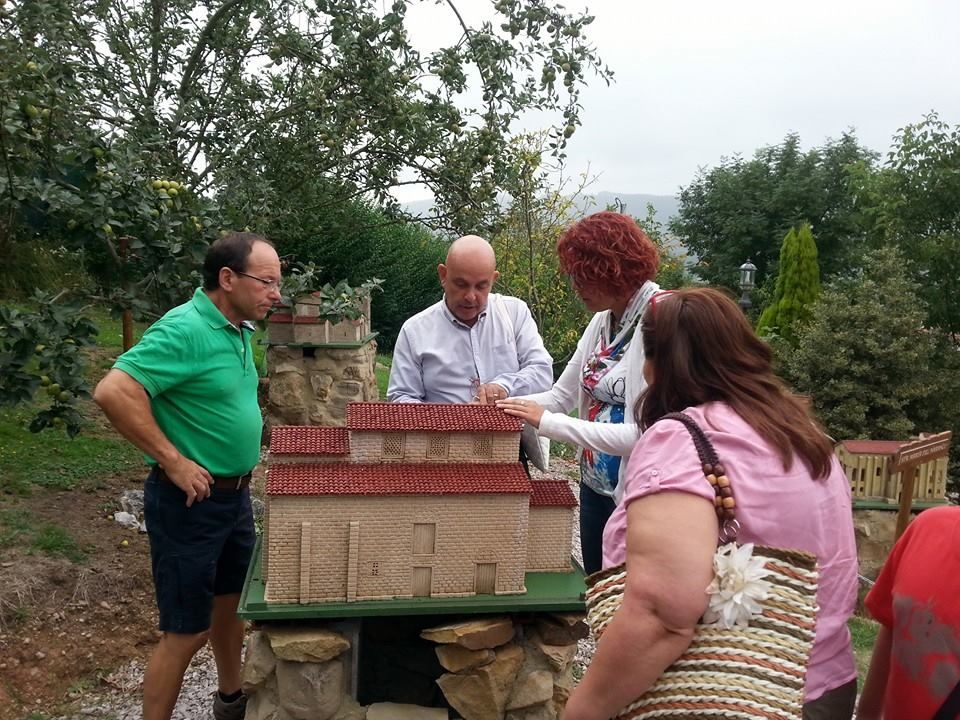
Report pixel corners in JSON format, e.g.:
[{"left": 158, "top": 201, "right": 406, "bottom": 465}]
[{"left": 563, "top": 288, "right": 858, "bottom": 720}]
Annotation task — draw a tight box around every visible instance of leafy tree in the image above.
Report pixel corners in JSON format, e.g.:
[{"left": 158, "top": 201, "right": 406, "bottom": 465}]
[
  {"left": 265, "top": 197, "right": 446, "bottom": 351},
  {"left": 671, "top": 132, "right": 876, "bottom": 287},
  {"left": 854, "top": 112, "right": 960, "bottom": 338},
  {"left": 17, "top": 0, "right": 611, "bottom": 237},
  {"left": 631, "top": 203, "right": 694, "bottom": 290},
  {"left": 1, "top": 0, "right": 611, "bottom": 431},
  {"left": 756, "top": 223, "right": 821, "bottom": 341},
  {"left": 0, "top": 293, "right": 98, "bottom": 436},
  {"left": 775, "top": 247, "right": 939, "bottom": 442},
  {"left": 493, "top": 135, "right": 692, "bottom": 373},
  {"left": 492, "top": 134, "right": 591, "bottom": 371}
]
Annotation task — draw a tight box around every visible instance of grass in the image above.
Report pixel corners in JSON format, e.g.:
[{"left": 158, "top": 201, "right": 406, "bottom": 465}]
[
  {"left": 0, "top": 405, "right": 141, "bottom": 496},
  {"left": 0, "top": 507, "right": 87, "bottom": 563},
  {"left": 850, "top": 615, "right": 880, "bottom": 685},
  {"left": 376, "top": 353, "right": 391, "bottom": 399}
]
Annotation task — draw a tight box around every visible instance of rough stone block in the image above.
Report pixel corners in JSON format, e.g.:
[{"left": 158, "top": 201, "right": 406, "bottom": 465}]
[
  {"left": 242, "top": 631, "right": 277, "bottom": 693},
  {"left": 421, "top": 617, "right": 515, "bottom": 650},
  {"left": 309, "top": 372, "right": 335, "bottom": 400},
  {"left": 435, "top": 645, "right": 495, "bottom": 673},
  {"left": 506, "top": 670, "right": 554, "bottom": 711},
  {"left": 436, "top": 643, "right": 524, "bottom": 720},
  {"left": 534, "top": 614, "right": 588, "bottom": 645},
  {"left": 268, "top": 372, "right": 309, "bottom": 410},
  {"left": 331, "top": 696, "right": 366, "bottom": 720},
  {"left": 528, "top": 632, "right": 578, "bottom": 674},
  {"left": 506, "top": 704, "right": 557, "bottom": 720},
  {"left": 268, "top": 627, "right": 351, "bottom": 663},
  {"left": 367, "top": 702, "right": 448, "bottom": 719},
  {"left": 333, "top": 380, "right": 364, "bottom": 400},
  {"left": 245, "top": 690, "right": 284, "bottom": 720},
  {"left": 276, "top": 658, "right": 343, "bottom": 720}
]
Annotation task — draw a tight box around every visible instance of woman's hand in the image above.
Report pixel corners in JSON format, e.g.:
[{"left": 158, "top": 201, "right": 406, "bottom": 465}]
[{"left": 496, "top": 398, "right": 545, "bottom": 428}]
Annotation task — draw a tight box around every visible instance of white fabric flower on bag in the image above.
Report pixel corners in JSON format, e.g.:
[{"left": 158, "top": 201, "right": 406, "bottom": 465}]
[{"left": 703, "top": 543, "right": 772, "bottom": 628}]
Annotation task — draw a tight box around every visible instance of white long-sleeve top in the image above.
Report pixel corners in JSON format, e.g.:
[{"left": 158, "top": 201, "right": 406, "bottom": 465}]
[{"left": 518, "top": 282, "right": 657, "bottom": 493}]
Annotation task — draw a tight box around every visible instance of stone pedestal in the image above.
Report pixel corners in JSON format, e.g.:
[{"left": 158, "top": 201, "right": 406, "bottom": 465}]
[
  {"left": 265, "top": 341, "right": 378, "bottom": 428},
  {"left": 243, "top": 614, "right": 586, "bottom": 720},
  {"left": 853, "top": 509, "right": 899, "bottom": 580}
]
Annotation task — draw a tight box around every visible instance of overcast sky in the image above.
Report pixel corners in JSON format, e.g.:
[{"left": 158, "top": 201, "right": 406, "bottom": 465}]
[{"left": 397, "top": 0, "right": 960, "bottom": 200}]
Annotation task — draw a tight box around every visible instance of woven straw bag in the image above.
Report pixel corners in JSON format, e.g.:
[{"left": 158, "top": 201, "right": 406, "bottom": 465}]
[{"left": 584, "top": 412, "right": 819, "bottom": 719}]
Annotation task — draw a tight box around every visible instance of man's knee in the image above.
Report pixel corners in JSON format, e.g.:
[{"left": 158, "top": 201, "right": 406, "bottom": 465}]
[{"left": 160, "top": 629, "right": 211, "bottom": 657}]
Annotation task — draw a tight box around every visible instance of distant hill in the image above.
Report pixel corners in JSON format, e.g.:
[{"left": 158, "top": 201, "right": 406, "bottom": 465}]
[
  {"left": 402, "top": 191, "right": 680, "bottom": 223},
  {"left": 584, "top": 192, "right": 680, "bottom": 223}
]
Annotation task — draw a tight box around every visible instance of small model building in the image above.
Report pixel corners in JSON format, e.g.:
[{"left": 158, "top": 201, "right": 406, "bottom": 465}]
[
  {"left": 267, "top": 293, "right": 372, "bottom": 346},
  {"left": 263, "top": 402, "right": 577, "bottom": 605},
  {"left": 836, "top": 439, "right": 949, "bottom": 504}
]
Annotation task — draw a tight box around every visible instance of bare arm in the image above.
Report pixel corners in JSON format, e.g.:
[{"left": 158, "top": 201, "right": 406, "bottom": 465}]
[
  {"left": 562, "top": 492, "right": 717, "bottom": 720},
  {"left": 93, "top": 369, "right": 212, "bottom": 506},
  {"left": 856, "top": 624, "right": 892, "bottom": 720}
]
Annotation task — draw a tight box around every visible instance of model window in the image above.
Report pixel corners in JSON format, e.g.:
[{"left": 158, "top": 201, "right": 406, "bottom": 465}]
[
  {"left": 473, "top": 434, "right": 493, "bottom": 458},
  {"left": 427, "top": 434, "right": 449, "bottom": 458},
  {"left": 382, "top": 433, "right": 404, "bottom": 458},
  {"left": 413, "top": 523, "right": 436, "bottom": 555}
]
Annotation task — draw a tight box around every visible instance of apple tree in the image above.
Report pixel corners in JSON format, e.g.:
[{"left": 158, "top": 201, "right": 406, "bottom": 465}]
[{"left": 1, "top": 0, "right": 612, "bottom": 434}]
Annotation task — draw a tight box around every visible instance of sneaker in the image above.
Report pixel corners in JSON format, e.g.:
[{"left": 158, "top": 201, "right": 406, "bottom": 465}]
[{"left": 213, "top": 692, "right": 247, "bottom": 720}]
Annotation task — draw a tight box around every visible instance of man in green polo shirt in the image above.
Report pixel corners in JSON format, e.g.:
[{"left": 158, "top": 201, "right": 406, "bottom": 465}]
[{"left": 94, "top": 232, "right": 281, "bottom": 720}]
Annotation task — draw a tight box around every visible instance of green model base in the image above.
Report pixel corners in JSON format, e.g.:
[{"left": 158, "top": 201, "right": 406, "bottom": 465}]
[
  {"left": 852, "top": 499, "right": 948, "bottom": 511},
  {"left": 238, "top": 538, "right": 587, "bottom": 621},
  {"left": 262, "top": 332, "right": 378, "bottom": 349}
]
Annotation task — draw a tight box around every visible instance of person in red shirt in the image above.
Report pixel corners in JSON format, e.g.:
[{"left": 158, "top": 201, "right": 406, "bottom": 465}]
[{"left": 858, "top": 505, "right": 960, "bottom": 720}]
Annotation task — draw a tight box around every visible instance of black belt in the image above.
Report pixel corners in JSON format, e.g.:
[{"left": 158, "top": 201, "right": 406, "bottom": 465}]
[{"left": 156, "top": 468, "right": 252, "bottom": 491}]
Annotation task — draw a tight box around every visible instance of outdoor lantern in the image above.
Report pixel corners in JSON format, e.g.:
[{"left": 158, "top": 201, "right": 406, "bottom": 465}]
[
  {"left": 738, "top": 259, "right": 757, "bottom": 312},
  {"left": 738, "top": 259, "right": 757, "bottom": 292}
]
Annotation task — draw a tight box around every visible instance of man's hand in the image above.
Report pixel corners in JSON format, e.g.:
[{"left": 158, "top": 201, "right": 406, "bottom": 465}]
[
  {"left": 496, "top": 398, "right": 545, "bottom": 428},
  {"left": 161, "top": 456, "right": 213, "bottom": 507},
  {"left": 474, "top": 383, "right": 508, "bottom": 405}
]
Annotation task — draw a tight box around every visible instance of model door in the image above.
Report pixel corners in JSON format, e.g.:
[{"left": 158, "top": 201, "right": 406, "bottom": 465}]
[
  {"left": 475, "top": 563, "right": 497, "bottom": 594},
  {"left": 412, "top": 567, "right": 432, "bottom": 597}
]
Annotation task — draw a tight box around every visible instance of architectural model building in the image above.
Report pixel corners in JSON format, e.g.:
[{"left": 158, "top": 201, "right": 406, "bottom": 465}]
[
  {"left": 835, "top": 438, "right": 949, "bottom": 504},
  {"left": 263, "top": 402, "right": 577, "bottom": 605},
  {"left": 267, "top": 294, "right": 373, "bottom": 346}
]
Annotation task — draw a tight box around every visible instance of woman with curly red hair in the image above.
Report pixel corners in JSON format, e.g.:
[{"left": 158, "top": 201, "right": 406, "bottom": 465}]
[{"left": 499, "top": 211, "right": 661, "bottom": 573}]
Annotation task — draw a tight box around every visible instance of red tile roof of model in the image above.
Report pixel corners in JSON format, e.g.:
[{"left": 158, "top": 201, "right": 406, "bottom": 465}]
[
  {"left": 268, "top": 462, "right": 532, "bottom": 496},
  {"left": 270, "top": 426, "right": 350, "bottom": 456},
  {"left": 529, "top": 480, "right": 578, "bottom": 508},
  {"left": 840, "top": 440, "right": 907, "bottom": 455},
  {"left": 346, "top": 402, "right": 524, "bottom": 433}
]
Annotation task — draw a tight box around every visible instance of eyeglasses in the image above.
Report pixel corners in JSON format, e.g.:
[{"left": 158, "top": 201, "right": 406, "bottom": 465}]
[{"left": 234, "top": 270, "right": 280, "bottom": 289}]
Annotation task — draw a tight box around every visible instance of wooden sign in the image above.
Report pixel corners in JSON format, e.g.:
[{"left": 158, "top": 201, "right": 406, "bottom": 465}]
[
  {"left": 893, "top": 431, "right": 952, "bottom": 539},
  {"left": 891, "top": 432, "right": 952, "bottom": 471}
]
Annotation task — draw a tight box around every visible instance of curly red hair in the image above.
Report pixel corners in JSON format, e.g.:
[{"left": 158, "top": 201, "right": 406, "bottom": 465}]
[{"left": 557, "top": 211, "right": 659, "bottom": 295}]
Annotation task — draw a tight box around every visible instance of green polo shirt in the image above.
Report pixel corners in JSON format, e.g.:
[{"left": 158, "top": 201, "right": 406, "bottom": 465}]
[{"left": 113, "top": 288, "right": 262, "bottom": 476}]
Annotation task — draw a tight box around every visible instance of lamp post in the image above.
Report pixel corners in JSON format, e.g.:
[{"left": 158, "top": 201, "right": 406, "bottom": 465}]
[{"left": 738, "top": 259, "right": 757, "bottom": 312}]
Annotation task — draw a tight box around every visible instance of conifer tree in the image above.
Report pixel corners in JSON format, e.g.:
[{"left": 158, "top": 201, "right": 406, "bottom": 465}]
[{"left": 757, "top": 224, "right": 821, "bottom": 341}]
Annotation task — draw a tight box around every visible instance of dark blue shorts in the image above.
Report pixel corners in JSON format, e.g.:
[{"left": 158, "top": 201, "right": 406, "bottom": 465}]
[{"left": 143, "top": 467, "right": 256, "bottom": 634}]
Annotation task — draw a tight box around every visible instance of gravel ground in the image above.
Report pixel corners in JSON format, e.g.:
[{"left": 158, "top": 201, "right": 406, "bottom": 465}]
[{"left": 57, "top": 456, "right": 593, "bottom": 720}]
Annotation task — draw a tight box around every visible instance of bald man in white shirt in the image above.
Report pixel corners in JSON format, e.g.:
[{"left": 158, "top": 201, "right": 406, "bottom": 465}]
[{"left": 387, "top": 235, "right": 554, "bottom": 406}]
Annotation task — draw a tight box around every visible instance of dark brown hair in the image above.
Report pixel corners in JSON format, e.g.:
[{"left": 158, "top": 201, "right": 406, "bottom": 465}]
[
  {"left": 637, "top": 287, "right": 833, "bottom": 478},
  {"left": 557, "top": 211, "right": 659, "bottom": 296},
  {"left": 202, "top": 231, "right": 273, "bottom": 290}
]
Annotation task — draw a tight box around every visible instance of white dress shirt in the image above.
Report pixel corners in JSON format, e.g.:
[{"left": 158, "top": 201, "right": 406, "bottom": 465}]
[{"left": 387, "top": 294, "right": 554, "bottom": 404}]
